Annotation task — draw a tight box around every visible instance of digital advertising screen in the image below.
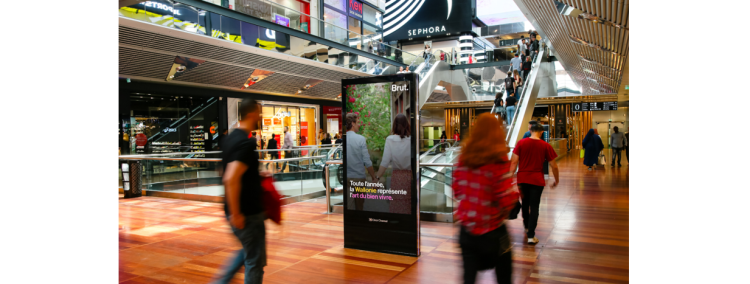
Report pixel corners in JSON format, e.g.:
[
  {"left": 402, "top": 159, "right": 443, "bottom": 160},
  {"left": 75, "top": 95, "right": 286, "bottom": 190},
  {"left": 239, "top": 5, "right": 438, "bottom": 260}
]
[{"left": 341, "top": 73, "right": 420, "bottom": 256}]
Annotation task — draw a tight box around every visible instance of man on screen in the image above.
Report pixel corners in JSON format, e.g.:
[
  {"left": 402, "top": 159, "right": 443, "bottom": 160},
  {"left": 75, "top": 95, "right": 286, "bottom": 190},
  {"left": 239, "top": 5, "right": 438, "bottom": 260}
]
[{"left": 345, "top": 112, "right": 377, "bottom": 211}]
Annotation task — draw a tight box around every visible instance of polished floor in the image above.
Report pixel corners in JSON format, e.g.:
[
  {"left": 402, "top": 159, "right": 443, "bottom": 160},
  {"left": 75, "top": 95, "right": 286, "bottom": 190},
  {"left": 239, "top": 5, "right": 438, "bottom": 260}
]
[{"left": 119, "top": 152, "right": 628, "bottom": 283}]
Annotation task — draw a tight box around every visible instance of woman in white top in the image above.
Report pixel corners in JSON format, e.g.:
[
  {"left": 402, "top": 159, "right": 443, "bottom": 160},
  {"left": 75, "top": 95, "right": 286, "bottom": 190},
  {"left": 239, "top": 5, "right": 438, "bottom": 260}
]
[{"left": 375, "top": 113, "right": 412, "bottom": 214}]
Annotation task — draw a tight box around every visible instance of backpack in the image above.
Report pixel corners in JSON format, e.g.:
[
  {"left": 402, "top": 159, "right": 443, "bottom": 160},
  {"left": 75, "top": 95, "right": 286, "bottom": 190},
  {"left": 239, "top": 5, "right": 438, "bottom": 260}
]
[{"left": 505, "top": 77, "right": 515, "bottom": 89}]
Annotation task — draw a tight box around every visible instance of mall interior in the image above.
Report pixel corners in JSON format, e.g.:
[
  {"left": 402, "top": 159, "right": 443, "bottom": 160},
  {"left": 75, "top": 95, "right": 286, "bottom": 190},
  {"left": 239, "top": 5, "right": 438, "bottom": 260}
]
[{"left": 118, "top": 0, "right": 629, "bottom": 283}]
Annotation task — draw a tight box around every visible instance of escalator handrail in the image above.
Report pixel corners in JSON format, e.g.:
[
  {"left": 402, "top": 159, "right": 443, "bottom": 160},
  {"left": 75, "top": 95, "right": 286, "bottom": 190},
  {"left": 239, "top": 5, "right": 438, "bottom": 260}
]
[
  {"left": 505, "top": 46, "right": 546, "bottom": 142},
  {"left": 419, "top": 140, "right": 456, "bottom": 159}
]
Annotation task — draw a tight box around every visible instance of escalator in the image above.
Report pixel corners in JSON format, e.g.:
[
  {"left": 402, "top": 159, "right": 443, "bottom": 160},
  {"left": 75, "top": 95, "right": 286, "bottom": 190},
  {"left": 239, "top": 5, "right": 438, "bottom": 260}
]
[
  {"left": 414, "top": 55, "right": 473, "bottom": 109},
  {"left": 490, "top": 46, "right": 551, "bottom": 149},
  {"left": 418, "top": 141, "right": 461, "bottom": 222}
]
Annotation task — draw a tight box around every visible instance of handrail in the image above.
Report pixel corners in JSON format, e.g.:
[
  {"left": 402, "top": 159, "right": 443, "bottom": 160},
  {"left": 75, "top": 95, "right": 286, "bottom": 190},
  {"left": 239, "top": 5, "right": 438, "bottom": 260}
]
[
  {"left": 419, "top": 141, "right": 455, "bottom": 159},
  {"left": 119, "top": 151, "right": 221, "bottom": 158},
  {"left": 118, "top": 155, "right": 325, "bottom": 162},
  {"left": 420, "top": 163, "right": 455, "bottom": 167},
  {"left": 506, "top": 46, "right": 546, "bottom": 143}
]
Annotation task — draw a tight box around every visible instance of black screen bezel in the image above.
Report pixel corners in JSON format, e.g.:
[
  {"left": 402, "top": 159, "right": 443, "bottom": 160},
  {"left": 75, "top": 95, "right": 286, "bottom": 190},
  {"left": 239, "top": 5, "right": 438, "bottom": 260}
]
[{"left": 341, "top": 73, "right": 420, "bottom": 257}]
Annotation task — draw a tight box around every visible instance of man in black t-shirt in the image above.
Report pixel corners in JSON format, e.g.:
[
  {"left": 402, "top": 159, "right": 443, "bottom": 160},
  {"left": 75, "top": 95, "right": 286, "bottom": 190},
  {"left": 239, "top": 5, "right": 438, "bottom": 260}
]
[{"left": 213, "top": 98, "right": 270, "bottom": 284}]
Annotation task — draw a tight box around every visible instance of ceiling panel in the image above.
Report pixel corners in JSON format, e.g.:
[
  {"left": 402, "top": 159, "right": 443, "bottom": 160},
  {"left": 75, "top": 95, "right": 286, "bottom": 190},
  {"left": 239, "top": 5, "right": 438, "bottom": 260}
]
[
  {"left": 118, "top": 24, "right": 366, "bottom": 99},
  {"left": 515, "top": 0, "right": 628, "bottom": 95}
]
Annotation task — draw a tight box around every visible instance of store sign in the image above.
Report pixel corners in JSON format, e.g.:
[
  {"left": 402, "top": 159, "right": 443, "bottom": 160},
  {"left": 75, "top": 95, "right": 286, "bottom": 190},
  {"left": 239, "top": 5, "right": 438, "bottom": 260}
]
[
  {"left": 571, "top": 102, "right": 618, "bottom": 112},
  {"left": 348, "top": 0, "right": 364, "bottom": 21},
  {"left": 138, "top": 1, "right": 181, "bottom": 15},
  {"left": 274, "top": 14, "right": 290, "bottom": 27},
  {"left": 236, "top": 0, "right": 273, "bottom": 20},
  {"left": 135, "top": 133, "right": 148, "bottom": 147},
  {"left": 323, "top": 106, "right": 342, "bottom": 114},
  {"left": 341, "top": 73, "right": 420, "bottom": 257},
  {"left": 383, "top": 0, "right": 472, "bottom": 41}
]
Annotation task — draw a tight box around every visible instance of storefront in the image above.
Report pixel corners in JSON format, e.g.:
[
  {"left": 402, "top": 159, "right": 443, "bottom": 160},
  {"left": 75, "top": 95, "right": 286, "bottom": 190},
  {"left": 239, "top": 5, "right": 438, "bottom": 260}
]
[
  {"left": 323, "top": 0, "right": 382, "bottom": 48},
  {"left": 227, "top": 98, "right": 318, "bottom": 150},
  {"left": 322, "top": 106, "right": 342, "bottom": 139},
  {"left": 120, "top": 93, "right": 221, "bottom": 157}
]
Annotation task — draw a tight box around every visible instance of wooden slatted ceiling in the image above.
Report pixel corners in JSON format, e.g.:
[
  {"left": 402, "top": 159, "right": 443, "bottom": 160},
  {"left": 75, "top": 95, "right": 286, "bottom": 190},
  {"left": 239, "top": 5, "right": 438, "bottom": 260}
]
[{"left": 519, "top": 0, "right": 628, "bottom": 95}]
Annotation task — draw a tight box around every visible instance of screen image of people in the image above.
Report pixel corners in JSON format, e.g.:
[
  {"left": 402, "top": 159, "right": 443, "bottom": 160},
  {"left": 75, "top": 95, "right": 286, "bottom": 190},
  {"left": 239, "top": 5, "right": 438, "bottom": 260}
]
[{"left": 344, "top": 82, "right": 413, "bottom": 215}]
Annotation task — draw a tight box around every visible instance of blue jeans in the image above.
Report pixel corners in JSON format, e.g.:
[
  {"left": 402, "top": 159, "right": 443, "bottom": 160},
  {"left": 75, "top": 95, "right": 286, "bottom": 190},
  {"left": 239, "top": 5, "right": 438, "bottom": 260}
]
[
  {"left": 505, "top": 105, "right": 516, "bottom": 126},
  {"left": 213, "top": 212, "right": 266, "bottom": 284}
]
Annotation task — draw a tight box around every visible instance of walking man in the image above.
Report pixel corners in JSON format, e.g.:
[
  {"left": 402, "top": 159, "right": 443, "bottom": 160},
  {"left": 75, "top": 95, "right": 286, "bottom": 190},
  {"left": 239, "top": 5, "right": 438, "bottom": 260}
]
[
  {"left": 522, "top": 121, "right": 538, "bottom": 139},
  {"left": 509, "top": 123, "right": 560, "bottom": 245},
  {"left": 610, "top": 126, "right": 627, "bottom": 167},
  {"left": 281, "top": 126, "right": 293, "bottom": 172},
  {"left": 213, "top": 98, "right": 269, "bottom": 284}
]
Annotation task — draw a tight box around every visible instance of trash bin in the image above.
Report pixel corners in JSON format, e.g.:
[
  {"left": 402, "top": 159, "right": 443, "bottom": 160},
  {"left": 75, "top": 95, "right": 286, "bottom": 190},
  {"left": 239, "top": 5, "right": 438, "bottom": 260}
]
[{"left": 121, "top": 161, "right": 142, "bottom": 198}]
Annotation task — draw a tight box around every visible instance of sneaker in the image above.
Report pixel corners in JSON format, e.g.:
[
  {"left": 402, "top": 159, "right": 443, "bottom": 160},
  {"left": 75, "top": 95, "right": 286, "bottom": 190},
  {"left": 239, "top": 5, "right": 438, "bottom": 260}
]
[{"left": 527, "top": 237, "right": 539, "bottom": 244}]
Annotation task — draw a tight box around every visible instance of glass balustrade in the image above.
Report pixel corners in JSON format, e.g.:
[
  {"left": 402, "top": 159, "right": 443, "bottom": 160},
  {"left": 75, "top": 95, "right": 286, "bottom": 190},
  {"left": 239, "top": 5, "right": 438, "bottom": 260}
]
[
  {"left": 118, "top": 0, "right": 415, "bottom": 72},
  {"left": 119, "top": 146, "right": 336, "bottom": 200}
]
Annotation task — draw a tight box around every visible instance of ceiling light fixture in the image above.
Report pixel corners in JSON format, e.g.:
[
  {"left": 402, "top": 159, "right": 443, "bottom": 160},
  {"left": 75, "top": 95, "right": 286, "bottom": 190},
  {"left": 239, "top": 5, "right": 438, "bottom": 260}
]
[
  {"left": 577, "top": 54, "right": 621, "bottom": 72},
  {"left": 554, "top": 0, "right": 628, "bottom": 30},
  {"left": 569, "top": 35, "right": 622, "bottom": 56}
]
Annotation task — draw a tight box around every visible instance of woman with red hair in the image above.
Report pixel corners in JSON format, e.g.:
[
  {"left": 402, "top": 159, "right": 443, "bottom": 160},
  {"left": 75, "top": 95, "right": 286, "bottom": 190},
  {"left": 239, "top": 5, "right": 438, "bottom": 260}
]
[{"left": 452, "top": 113, "right": 518, "bottom": 284}]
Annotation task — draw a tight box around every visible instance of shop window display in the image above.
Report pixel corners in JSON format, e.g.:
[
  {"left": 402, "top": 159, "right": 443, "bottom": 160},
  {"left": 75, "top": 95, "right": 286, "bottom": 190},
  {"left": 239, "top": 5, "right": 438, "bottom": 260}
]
[{"left": 123, "top": 94, "right": 220, "bottom": 157}]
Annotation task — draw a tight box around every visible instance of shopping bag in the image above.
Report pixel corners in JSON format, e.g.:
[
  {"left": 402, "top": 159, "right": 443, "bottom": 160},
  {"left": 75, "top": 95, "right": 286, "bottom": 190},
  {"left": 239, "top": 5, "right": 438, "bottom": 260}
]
[
  {"left": 598, "top": 153, "right": 607, "bottom": 166},
  {"left": 261, "top": 176, "right": 282, "bottom": 225},
  {"left": 580, "top": 149, "right": 585, "bottom": 158}
]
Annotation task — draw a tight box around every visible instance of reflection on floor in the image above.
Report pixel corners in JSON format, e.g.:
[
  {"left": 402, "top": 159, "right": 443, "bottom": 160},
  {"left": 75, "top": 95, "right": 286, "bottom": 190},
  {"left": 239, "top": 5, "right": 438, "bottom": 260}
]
[{"left": 119, "top": 153, "right": 628, "bottom": 283}]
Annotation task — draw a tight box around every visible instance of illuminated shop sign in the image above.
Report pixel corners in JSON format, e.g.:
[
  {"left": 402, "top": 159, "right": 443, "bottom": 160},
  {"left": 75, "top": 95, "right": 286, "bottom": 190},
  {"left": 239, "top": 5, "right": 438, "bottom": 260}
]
[
  {"left": 383, "top": 0, "right": 472, "bottom": 41},
  {"left": 138, "top": 1, "right": 181, "bottom": 15},
  {"left": 348, "top": 0, "right": 364, "bottom": 21}
]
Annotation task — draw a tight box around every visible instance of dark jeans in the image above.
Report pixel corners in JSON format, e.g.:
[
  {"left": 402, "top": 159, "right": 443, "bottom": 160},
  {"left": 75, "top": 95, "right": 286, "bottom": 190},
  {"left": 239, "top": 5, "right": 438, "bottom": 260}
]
[
  {"left": 213, "top": 212, "right": 266, "bottom": 284},
  {"left": 612, "top": 147, "right": 623, "bottom": 165},
  {"left": 459, "top": 225, "right": 512, "bottom": 284},
  {"left": 520, "top": 183, "right": 544, "bottom": 238}
]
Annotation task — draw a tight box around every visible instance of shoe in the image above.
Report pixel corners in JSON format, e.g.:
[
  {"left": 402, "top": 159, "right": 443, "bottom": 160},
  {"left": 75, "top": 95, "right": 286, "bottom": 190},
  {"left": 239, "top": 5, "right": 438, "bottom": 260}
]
[{"left": 527, "top": 237, "right": 539, "bottom": 244}]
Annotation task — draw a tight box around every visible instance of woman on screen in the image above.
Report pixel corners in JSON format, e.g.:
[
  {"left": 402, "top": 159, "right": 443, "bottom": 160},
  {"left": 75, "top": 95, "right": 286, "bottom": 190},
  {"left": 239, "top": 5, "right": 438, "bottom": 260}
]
[{"left": 375, "top": 113, "right": 412, "bottom": 214}]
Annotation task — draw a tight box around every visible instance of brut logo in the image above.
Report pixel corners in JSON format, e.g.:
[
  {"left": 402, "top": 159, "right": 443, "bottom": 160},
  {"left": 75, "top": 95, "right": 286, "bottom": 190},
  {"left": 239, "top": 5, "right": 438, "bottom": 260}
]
[{"left": 392, "top": 84, "right": 408, "bottom": 92}]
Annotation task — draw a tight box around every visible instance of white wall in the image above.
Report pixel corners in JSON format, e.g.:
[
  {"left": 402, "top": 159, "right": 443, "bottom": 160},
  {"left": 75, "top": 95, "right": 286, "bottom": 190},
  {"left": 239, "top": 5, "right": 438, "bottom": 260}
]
[{"left": 402, "top": 40, "right": 458, "bottom": 57}]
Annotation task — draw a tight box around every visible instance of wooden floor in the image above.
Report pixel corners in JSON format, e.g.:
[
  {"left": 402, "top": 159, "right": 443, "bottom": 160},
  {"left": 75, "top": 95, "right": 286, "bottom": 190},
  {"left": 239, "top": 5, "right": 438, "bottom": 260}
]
[{"left": 119, "top": 152, "right": 628, "bottom": 283}]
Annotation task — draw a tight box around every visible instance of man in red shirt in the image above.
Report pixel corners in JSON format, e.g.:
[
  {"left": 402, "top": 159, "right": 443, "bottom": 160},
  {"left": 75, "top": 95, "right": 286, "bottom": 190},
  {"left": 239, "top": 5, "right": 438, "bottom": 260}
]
[{"left": 509, "top": 123, "right": 559, "bottom": 245}]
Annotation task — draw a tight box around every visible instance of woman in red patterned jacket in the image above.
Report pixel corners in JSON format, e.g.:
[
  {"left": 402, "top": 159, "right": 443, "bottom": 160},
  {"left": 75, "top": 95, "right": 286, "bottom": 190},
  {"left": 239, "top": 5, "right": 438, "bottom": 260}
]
[{"left": 452, "top": 113, "right": 518, "bottom": 284}]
